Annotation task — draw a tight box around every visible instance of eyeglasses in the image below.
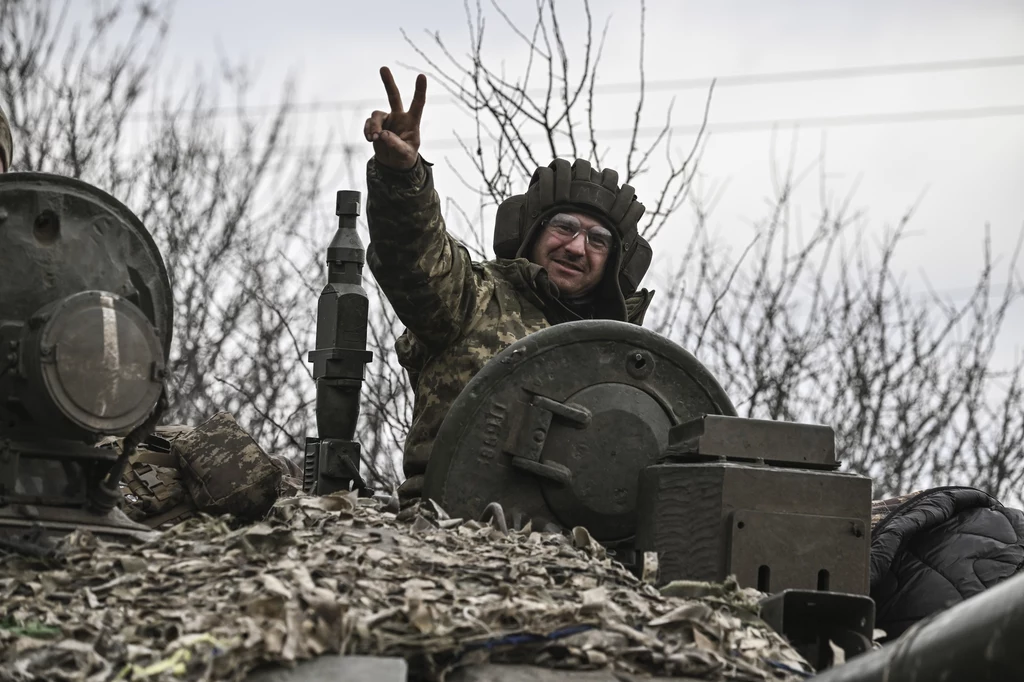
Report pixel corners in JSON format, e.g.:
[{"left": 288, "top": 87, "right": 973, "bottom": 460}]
[{"left": 545, "top": 215, "right": 614, "bottom": 253}]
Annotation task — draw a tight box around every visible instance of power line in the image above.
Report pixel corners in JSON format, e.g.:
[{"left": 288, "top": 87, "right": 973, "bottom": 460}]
[
  {"left": 126, "top": 54, "right": 1024, "bottom": 121},
  {"left": 623, "top": 104, "right": 1024, "bottom": 138},
  {"left": 283, "top": 103, "right": 1024, "bottom": 156},
  {"left": 602, "top": 54, "right": 1024, "bottom": 94}
]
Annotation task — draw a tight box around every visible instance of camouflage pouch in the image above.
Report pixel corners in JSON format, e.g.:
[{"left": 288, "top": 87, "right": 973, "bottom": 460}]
[
  {"left": 117, "top": 428, "right": 198, "bottom": 528},
  {"left": 172, "top": 411, "right": 281, "bottom": 520}
]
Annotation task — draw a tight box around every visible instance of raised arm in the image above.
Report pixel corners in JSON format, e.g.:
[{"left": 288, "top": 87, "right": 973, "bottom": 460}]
[{"left": 362, "top": 67, "right": 479, "bottom": 351}]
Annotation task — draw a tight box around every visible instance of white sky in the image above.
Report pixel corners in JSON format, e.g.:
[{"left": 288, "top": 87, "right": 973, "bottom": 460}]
[{"left": 76, "top": 0, "right": 1024, "bottom": 366}]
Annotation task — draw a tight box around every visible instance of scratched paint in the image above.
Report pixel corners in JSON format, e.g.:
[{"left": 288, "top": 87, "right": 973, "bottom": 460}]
[{"left": 99, "top": 294, "right": 120, "bottom": 416}]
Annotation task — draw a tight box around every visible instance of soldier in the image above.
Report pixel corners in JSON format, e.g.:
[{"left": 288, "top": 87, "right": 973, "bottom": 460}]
[
  {"left": 363, "top": 67, "right": 655, "bottom": 499},
  {"left": 1, "top": 101, "right": 13, "bottom": 172}
]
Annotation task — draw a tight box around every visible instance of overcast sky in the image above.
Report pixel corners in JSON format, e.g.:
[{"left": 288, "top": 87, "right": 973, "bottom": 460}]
[{"left": 73, "top": 0, "right": 1024, "bottom": 365}]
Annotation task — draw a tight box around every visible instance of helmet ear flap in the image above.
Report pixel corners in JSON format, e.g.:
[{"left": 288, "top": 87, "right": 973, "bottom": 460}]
[
  {"left": 619, "top": 234, "right": 653, "bottom": 296},
  {"left": 493, "top": 195, "right": 527, "bottom": 259}
]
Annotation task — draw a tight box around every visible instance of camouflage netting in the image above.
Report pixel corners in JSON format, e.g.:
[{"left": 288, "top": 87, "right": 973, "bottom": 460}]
[{"left": 0, "top": 493, "right": 812, "bottom": 682}]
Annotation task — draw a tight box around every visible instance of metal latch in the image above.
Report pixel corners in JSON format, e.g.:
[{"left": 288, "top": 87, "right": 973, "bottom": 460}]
[{"left": 501, "top": 393, "right": 590, "bottom": 486}]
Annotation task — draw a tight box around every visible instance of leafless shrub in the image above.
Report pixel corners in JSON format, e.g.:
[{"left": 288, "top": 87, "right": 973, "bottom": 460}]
[{"left": 0, "top": 0, "right": 167, "bottom": 191}]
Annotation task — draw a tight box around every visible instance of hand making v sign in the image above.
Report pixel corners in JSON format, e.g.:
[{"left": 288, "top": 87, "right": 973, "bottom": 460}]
[{"left": 363, "top": 66, "right": 427, "bottom": 171}]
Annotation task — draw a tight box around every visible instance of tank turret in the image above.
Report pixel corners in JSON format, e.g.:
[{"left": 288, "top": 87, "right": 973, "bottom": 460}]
[{"left": 0, "top": 172, "right": 172, "bottom": 542}]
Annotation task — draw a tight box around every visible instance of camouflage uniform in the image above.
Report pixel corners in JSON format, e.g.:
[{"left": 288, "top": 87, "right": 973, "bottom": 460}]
[{"left": 365, "top": 158, "right": 654, "bottom": 496}]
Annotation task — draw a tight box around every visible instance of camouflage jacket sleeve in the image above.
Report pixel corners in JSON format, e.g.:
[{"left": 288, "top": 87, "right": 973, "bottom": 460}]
[{"left": 365, "top": 156, "right": 479, "bottom": 350}]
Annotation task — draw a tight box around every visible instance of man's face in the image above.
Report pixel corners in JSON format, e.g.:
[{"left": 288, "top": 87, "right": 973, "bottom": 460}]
[{"left": 529, "top": 212, "right": 613, "bottom": 298}]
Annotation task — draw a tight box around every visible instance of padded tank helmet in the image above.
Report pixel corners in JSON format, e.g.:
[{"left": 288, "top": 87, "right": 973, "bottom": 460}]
[{"left": 493, "top": 158, "right": 653, "bottom": 318}]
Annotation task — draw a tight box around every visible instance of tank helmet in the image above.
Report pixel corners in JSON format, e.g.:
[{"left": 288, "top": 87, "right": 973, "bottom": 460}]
[
  {"left": 493, "top": 158, "right": 653, "bottom": 310},
  {"left": 0, "top": 103, "right": 12, "bottom": 171}
]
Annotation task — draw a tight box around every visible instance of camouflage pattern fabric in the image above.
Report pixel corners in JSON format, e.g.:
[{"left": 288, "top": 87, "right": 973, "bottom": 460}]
[
  {"left": 122, "top": 459, "right": 195, "bottom": 527},
  {"left": 173, "top": 411, "right": 283, "bottom": 520},
  {"left": 365, "top": 158, "right": 654, "bottom": 496},
  {"left": 117, "top": 417, "right": 298, "bottom": 528},
  {"left": 0, "top": 492, "right": 812, "bottom": 680},
  {"left": 115, "top": 427, "right": 196, "bottom": 528},
  {"left": 0, "top": 102, "right": 11, "bottom": 171}
]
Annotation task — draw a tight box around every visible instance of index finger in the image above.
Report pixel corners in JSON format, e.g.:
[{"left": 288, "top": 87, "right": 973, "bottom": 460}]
[{"left": 380, "top": 67, "right": 404, "bottom": 112}]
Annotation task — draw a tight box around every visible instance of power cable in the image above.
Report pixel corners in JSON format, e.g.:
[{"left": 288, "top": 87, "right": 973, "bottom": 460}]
[
  {"left": 276, "top": 103, "right": 1024, "bottom": 156},
  {"left": 602, "top": 54, "right": 1024, "bottom": 94},
  {"left": 126, "top": 54, "right": 1024, "bottom": 121},
  {"left": 621, "top": 104, "right": 1024, "bottom": 138}
]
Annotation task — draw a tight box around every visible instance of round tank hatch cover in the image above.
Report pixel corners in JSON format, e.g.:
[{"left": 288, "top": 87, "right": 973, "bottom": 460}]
[
  {"left": 423, "top": 320, "right": 736, "bottom": 542},
  {"left": 35, "top": 291, "right": 165, "bottom": 434}
]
